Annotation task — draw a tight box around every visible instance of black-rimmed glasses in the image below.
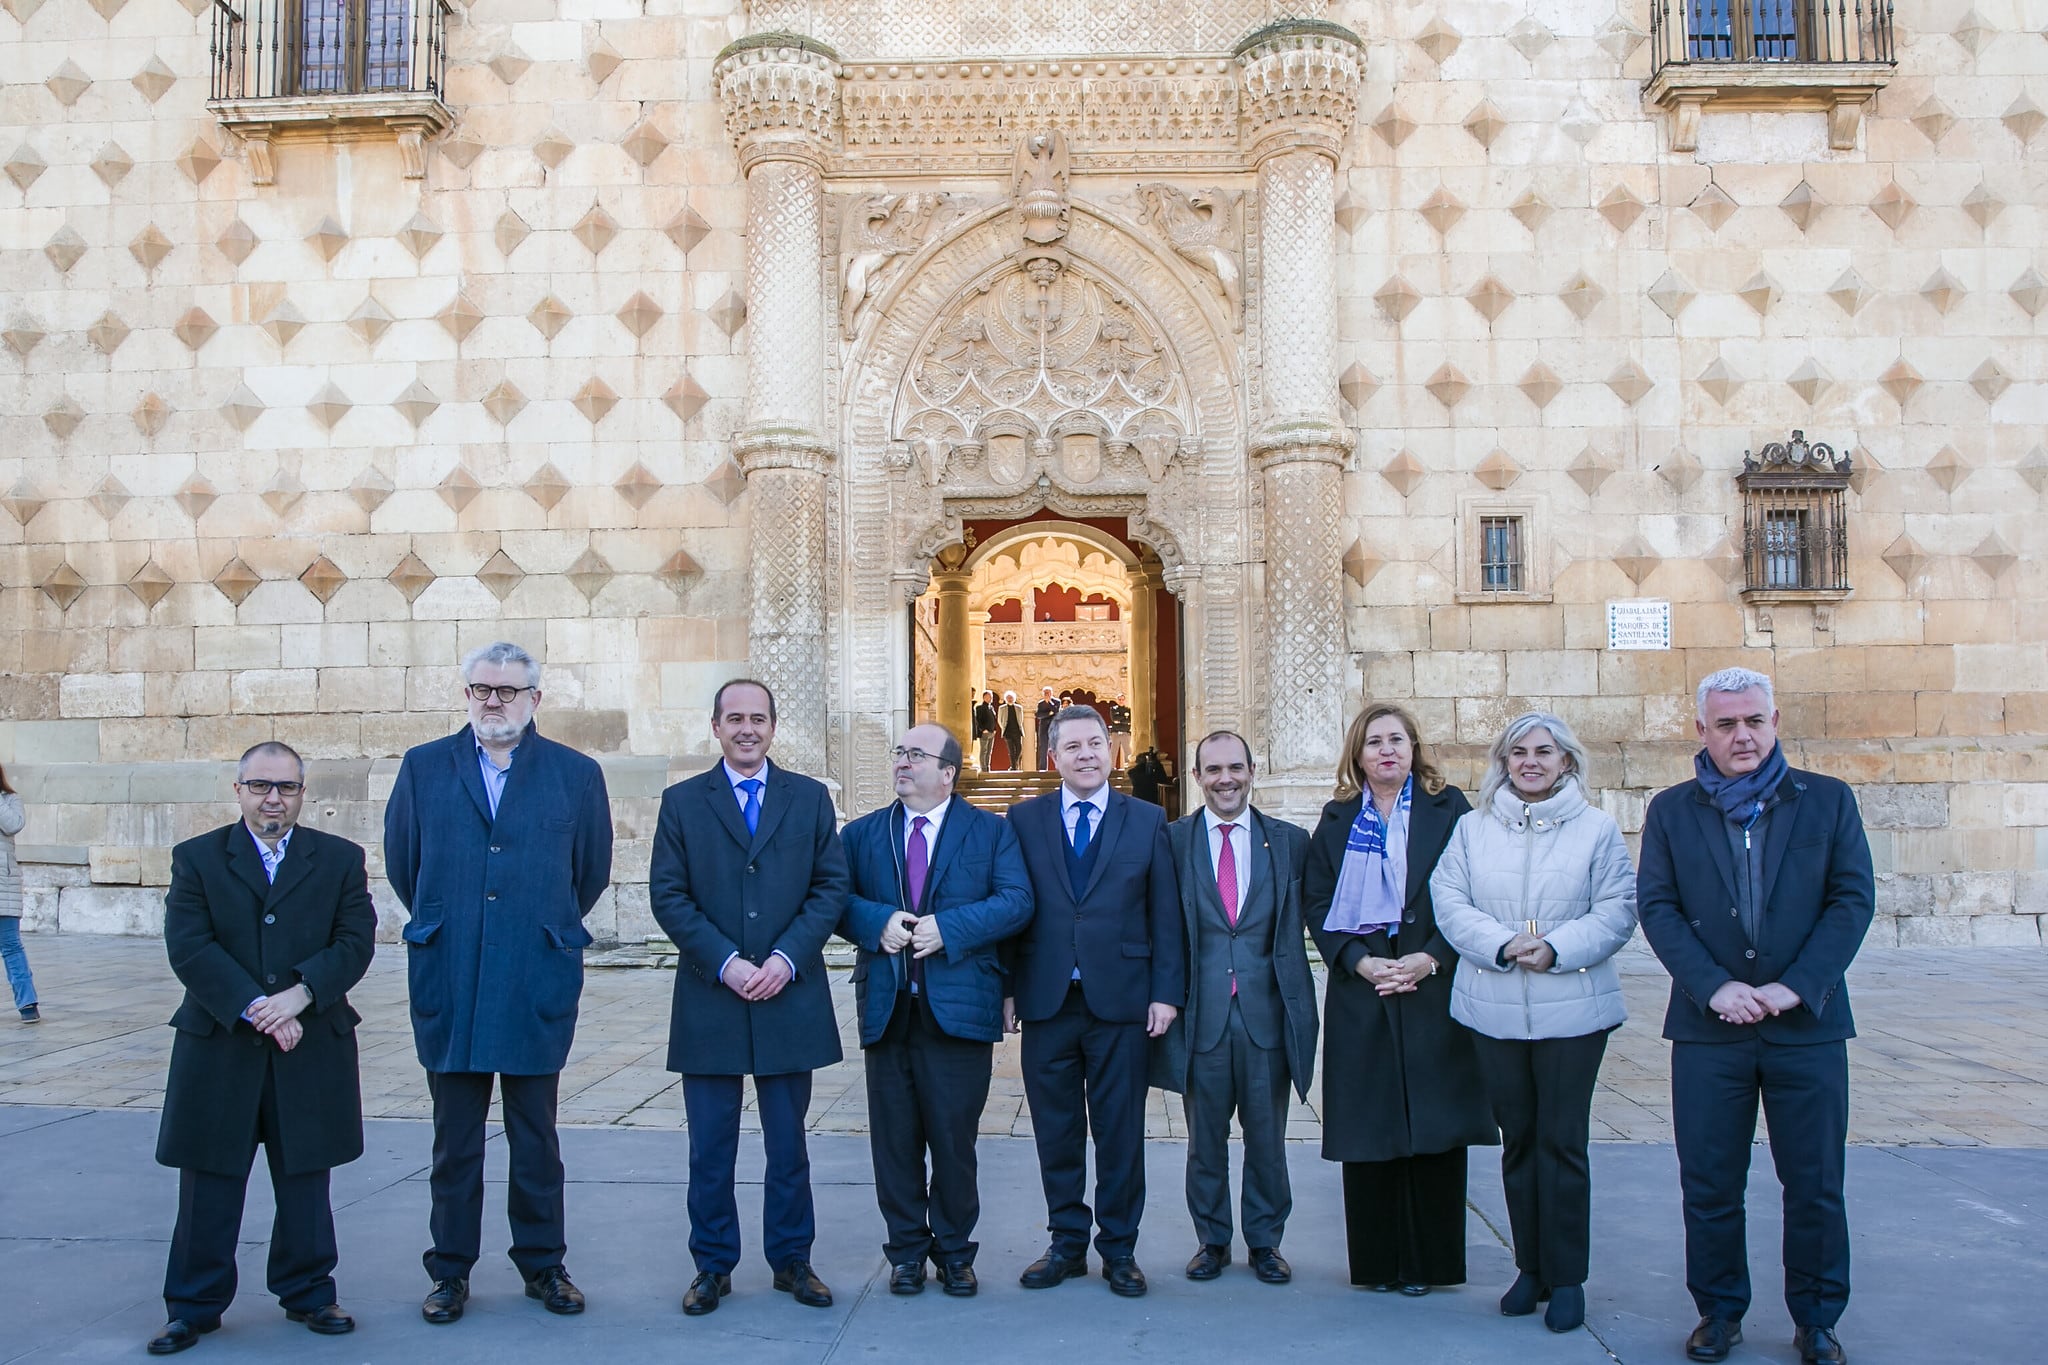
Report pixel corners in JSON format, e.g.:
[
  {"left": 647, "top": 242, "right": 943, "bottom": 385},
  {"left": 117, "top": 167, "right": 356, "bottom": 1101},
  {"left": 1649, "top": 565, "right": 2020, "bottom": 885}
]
[
  {"left": 237, "top": 780, "right": 304, "bottom": 796},
  {"left": 467, "top": 683, "right": 535, "bottom": 703}
]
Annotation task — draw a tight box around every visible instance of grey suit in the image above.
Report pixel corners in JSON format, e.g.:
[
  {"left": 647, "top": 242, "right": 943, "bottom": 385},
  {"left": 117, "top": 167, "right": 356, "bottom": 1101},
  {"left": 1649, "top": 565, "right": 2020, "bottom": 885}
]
[{"left": 1153, "top": 808, "right": 1318, "bottom": 1251}]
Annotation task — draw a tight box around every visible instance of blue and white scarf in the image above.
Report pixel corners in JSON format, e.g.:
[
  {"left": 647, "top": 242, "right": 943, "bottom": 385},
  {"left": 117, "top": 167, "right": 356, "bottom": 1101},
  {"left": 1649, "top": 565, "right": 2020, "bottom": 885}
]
[{"left": 1324, "top": 777, "right": 1411, "bottom": 935}]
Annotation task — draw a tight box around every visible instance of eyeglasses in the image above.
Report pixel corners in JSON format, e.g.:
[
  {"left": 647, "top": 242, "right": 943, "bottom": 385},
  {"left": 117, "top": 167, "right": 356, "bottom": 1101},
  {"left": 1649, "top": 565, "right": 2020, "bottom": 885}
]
[
  {"left": 467, "top": 683, "right": 535, "bottom": 703},
  {"left": 891, "top": 746, "right": 951, "bottom": 767},
  {"left": 238, "top": 780, "right": 303, "bottom": 796}
]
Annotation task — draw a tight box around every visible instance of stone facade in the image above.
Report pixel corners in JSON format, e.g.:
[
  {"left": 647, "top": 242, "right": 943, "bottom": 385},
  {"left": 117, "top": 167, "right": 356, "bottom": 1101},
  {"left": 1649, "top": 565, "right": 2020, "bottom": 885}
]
[{"left": 1, "top": 2, "right": 2044, "bottom": 946}]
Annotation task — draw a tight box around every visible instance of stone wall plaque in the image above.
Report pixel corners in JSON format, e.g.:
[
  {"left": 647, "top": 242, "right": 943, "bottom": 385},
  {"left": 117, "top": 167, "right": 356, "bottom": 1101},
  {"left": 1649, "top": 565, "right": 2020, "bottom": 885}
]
[{"left": 1607, "top": 599, "right": 1673, "bottom": 651}]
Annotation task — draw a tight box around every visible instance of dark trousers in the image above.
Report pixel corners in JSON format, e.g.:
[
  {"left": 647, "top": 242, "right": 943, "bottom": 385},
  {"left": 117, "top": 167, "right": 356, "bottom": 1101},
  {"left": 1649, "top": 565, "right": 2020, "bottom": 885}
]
[
  {"left": 1470, "top": 1029, "right": 1610, "bottom": 1288},
  {"left": 1672, "top": 1037, "right": 1851, "bottom": 1328},
  {"left": 164, "top": 1063, "right": 337, "bottom": 1324},
  {"left": 1341, "top": 1149, "right": 1469, "bottom": 1287},
  {"left": 866, "top": 994, "right": 994, "bottom": 1266},
  {"left": 1182, "top": 998, "right": 1293, "bottom": 1249},
  {"left": 423, "top": 1070, "right": 565, "bottom": 1282},
  {"left": 682, "top": 1070, "right": 815, "bottom": 1274},
  {"left": 1020, "top": 984, "right": 1149, "bottom": 1259}
]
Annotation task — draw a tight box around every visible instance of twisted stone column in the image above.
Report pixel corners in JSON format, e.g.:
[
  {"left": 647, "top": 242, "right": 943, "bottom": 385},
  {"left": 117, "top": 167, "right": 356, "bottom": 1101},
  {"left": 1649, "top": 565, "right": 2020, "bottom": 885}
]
[
  {"left": 1236, "top": 20, "right": 1362, "bottom": 809},
  {"left": 716, "top": 34, "right": 839, "bottom": 774}
]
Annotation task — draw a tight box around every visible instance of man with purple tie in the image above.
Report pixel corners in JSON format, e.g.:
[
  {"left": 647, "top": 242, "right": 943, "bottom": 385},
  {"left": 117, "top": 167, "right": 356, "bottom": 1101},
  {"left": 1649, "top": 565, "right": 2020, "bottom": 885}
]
[{"left": 838, "top": 724, "right": 1033, "bottom": 1296}]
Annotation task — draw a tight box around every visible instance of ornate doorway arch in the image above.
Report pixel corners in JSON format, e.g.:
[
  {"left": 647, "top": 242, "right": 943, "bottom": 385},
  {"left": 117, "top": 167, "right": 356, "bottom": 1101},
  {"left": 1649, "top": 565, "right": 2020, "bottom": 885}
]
[{"left": 831, "top": 193, "right": 1253, "bottom": 815}]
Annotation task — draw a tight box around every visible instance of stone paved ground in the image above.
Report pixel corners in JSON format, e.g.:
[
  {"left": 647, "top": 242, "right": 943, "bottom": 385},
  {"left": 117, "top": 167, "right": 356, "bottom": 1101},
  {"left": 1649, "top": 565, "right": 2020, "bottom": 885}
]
[{"left": 2, "top": 934, "right": 2046, "bottom": 1147}]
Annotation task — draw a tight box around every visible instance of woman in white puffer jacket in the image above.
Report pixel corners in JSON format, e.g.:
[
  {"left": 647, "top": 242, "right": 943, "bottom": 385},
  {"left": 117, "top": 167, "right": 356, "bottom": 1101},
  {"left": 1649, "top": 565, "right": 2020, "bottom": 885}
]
[{"left": 1431, "top": 711, "right": 1637, "bottom": 1335}]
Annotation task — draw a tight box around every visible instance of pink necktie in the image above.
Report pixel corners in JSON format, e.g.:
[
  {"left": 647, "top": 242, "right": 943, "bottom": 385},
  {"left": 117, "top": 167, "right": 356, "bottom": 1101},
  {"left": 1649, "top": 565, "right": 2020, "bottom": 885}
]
[{"left": 1218, "top": 822, "right": 1239, "bottom": 994}]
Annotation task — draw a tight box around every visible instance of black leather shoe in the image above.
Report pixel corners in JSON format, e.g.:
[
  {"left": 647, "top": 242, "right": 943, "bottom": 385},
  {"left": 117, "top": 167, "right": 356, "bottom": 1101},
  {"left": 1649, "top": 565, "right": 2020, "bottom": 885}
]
[
  {"left": 1019, "top": 1249, "right": 1087, "bottom": 1288},
  {"left": 1794, "top": 1325, "right": 1846, "bottom": 1364},
  {"left": 1185, "top": 1244, "right": 1228, "bottom": 1280},
  {"left": 1102, "top": 1256, "right": 1147, "bottom": 1298},
  {"left": 1248, "top": 1247, "right": 1291, "bottom": 1284},
  {"left": 773, "top": 1259, "right": 833, "bottom": 1307},
  {"left": 937, "top": 1260, "right": 977, "bottom": 1297},
  {"left": 889, "top": 1261, "right": 926, "bottom": 1295},
  {"left": 525, "top": 1265, "right": 585, "bottom": 1315},
  {"left": 285, "top": 1304, "right": 354, "bottom": 1335},
  {"left": 421, "top": 1278, "right": 469, "bottom": 1325},
  {"left": 1687, "top": 1317, "right": 1744, "bottom": 1362},
  {"left": 681, "top": 1271, "right": 730, "bottom": 1316},
  {"left": 1397, "top": 1281, "right": 1431, "bottom": 1297},
  {"left": 146, "top": 1320, "right": 217, "bottom": 1355},
  {"left": 1500, "top": 1271, "right": 1549, "bottom": 1316},
  {"left": 1544, "top": 1284, "right": 1585, "bottom": 1333}
]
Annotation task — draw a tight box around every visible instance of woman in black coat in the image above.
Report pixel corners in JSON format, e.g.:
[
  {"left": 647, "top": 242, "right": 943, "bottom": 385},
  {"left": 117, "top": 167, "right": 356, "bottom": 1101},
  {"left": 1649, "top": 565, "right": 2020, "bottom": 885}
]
[{"left": 1306, "top": 703, "right": 1496, "bottom": 1295}]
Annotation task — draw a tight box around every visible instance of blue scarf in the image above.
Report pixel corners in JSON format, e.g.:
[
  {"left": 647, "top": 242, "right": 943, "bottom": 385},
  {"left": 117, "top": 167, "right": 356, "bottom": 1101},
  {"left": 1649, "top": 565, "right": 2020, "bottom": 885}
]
[
  {"left": 1694, "top": 743, "right": 1788, "bottom": 825},
  {"left": 1324, "top": 777, "right": 1411, "bottom": 935}
]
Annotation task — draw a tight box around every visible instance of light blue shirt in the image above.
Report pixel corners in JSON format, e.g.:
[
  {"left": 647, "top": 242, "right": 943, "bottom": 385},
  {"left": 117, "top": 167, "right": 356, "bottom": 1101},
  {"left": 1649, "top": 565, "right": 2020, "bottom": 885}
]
[
  {"left": 717, "top": 761, "right": 796, "bottom": 986},
  {"left": 256, "top": 827, "right": 293, "bottom": 885},
  {"left": 478, "top": 741, "right": 517, "bottom": 818}
]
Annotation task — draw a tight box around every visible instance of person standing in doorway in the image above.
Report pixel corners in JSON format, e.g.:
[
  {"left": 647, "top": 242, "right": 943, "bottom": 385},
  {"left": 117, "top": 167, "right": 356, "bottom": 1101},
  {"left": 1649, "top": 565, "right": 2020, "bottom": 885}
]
[
  {"left": 649, "top": 680, "right": 849, "bottom": 1317},
  {"left": 1033, "top": 687, "right": 1059, "bottom": 770},
  {"left": 384, "top": 642, "right": 615, "bottom": 1325},
  {"left": 999, "top": 692, "right": 1026, "bottom": 772},
  {"left": 1107, "top": 695, "right": 1134, "bottom": 770},
  {"left": 972, "top": 691, "right": 1000, "bottom": 772}
]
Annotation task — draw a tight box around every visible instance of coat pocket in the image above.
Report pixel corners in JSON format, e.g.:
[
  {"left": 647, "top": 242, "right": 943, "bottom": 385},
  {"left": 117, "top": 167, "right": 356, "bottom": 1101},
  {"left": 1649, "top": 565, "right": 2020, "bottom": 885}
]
[
  {"left": 401, "top": 918, "right": 442, "bottom": 946},
  {"left": 543, "top": 923, "right": 595, "bottom": 951},
  {"left": 169, "top": 999, "right": 217, "bottom": 1036}
]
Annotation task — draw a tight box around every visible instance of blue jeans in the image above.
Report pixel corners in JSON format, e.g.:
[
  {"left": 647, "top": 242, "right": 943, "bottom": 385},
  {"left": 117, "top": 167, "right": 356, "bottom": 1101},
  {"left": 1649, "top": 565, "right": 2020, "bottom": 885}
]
[{"left": 0, "top": 917, "right": 37, "bottom": 1010}]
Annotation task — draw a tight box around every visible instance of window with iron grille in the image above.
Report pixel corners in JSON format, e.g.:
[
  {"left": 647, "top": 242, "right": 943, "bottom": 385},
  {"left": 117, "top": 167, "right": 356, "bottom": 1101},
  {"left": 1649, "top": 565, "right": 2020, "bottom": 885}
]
[
  {"left": 1737, "top": 430, "right": 1853, "bottom": 598},
  {"left": 1480, "top": 516, "right": 1524, "bottom": 593}
]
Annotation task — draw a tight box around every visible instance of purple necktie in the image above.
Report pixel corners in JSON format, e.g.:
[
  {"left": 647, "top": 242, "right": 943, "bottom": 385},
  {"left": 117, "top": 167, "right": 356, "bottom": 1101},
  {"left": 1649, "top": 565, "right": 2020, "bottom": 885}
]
[{"left": 906, "top": 816, "right": 930, "bottom": 995}]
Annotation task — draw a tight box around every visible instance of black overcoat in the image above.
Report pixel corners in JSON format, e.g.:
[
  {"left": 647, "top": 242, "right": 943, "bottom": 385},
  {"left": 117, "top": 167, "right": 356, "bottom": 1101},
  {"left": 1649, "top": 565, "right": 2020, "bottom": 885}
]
[
  {"left": 156, "top": 822, "right": 376, "bottom": 1177},
  {"left": 648, "top": 760, "right": 849, "bottom": 1076},
  {"left": 1305, "top": 785, "right": 1498, "bottom": 1163}
]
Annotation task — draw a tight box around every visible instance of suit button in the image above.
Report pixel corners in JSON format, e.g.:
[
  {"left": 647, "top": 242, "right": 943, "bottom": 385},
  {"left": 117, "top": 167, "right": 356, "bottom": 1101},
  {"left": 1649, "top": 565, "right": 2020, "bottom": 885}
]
[
  {"left": 1731, "top": 908, "right": 1739, "bottom": 917},
  {"left": 491, "top": 846, "right": 502, "bottom": 854},
  {"left": 266, "top": 974, "right": 277, "bottom": 984},
  {"left": 748, "top": 911, "right": 758, "bottom": 919},
  {"left": 264, "top": 914, "right": 275, "bottom": 925},
  {"left": 1744, "top": 949, "right": 1756, "bottom": 960},
  {"left": 487, "top": 892, "right": 498, "bottom": 901},
  {"left": 746, "top": 865, "right": 756, "bottom": 874}
]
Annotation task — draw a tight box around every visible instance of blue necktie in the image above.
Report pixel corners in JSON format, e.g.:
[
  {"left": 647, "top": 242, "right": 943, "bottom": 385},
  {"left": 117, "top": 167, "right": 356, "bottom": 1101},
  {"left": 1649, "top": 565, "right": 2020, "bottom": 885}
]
[
  {"left": 739, "top": 778, "right": 763, "bottom": 836},
  {"left": 1072, "top": 800, "right": 1092, "bottom": 856}
]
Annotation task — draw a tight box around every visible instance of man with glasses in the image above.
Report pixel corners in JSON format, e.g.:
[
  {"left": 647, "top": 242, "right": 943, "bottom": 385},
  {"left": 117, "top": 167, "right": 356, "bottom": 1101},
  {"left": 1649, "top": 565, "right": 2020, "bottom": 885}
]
[
  {"left": 148, "top": 742, "right": 375, "bottom": 1354},
  {"left": 649, "top": 679, "right": 848, "bottom": 1317},
  {"left": 383, "top": 642, "right": 614, "bottom": 1325},
  {"left": 837, "top": 725, "right": 1032, "bottom": 1297}
]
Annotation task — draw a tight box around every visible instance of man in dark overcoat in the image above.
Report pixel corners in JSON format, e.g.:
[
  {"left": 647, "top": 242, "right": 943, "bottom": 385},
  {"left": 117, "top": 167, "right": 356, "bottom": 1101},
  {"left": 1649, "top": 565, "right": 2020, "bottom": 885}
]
[
  {"left": 149, "top": 742, "right": 375, "bottom": 1355},
  {"left": 383, "top": 642, "right": 614, "bottom": 1324},
  {"left": 839, "top": 723, "right": 1033, "bottom": 1296},
  {"left": 649, "top": 679, "right": 849, "bottom": 1316},
  {"left": 1638, "top": 668, "right": 1873, "bottom": 1365},
  {"left": 1006, "top": 704, "right": 1184, "bottom": 1297},
  {"left": 1150, "top": 732, "right": 1318, "bottom": 1286}
]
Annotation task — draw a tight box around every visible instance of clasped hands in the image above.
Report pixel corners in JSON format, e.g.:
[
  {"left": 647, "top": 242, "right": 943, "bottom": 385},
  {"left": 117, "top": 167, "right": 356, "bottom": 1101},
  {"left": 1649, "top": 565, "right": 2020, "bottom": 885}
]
[
  {"left": 880, "top": 910, "right": 946, "bottom": 960},
  {"left": 1500, "top": 932, "right": 1557, "bottom": 973},
  {"left": 1709, "top": 980, "right": 1801, "bottom": 1025},
  {"left": 1355, "top": 951, "right": 1437, "bottom": 996},
  {"left": 244, "top": 983, "right": 311, "bottom": 1051},
  {"left": 722, "top": 953, "right": 793, "bottom": 1002}
]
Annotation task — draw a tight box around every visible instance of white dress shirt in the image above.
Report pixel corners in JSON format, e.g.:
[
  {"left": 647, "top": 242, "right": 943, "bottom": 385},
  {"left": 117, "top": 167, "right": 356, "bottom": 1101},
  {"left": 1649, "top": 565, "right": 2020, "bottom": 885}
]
[
  {"left": 1201, "top": 806, "right": 1252, "bottom": 908},
  {"left": 1060, "top": 784, "right": 1110, "bottom": 845},
  {"left": 903, "top": 795, "right": 950, "bottom": 864}
]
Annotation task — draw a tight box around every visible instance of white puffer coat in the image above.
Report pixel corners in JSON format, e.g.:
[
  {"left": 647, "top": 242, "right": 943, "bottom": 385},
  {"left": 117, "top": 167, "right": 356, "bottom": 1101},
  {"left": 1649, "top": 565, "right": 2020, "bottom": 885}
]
[
  {"left": 1430, "top": 780, "right": 1638, "bottom": 1041},
  {"left": 0, "top": 792, "right": 25, "bottom": 919}
]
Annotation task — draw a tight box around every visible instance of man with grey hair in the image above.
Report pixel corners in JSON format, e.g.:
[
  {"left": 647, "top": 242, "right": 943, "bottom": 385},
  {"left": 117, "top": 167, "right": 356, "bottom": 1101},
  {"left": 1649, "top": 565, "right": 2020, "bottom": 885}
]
[
  {"left": 385, "top": 642, "right": 614, "bottom": 1325},
  {"left": 1637, "top": 667, "right": 1873, "bottom": 1365}
]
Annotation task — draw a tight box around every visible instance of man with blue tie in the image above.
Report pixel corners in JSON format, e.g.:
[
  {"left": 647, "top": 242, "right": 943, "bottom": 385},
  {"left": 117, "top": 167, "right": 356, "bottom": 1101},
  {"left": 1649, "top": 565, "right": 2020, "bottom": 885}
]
[
  {"left": 839, "top": 724, "right": 1033, "bottom": 1296},
  {"left": 384, "top": 642, "right": 614, "bottom": 1325},
  {"left": 1005, "top": 704, "right": 1184, "bottom": 1297},
  {"left": 649, "top": 680, "right": 849, "bottom": 1316}
]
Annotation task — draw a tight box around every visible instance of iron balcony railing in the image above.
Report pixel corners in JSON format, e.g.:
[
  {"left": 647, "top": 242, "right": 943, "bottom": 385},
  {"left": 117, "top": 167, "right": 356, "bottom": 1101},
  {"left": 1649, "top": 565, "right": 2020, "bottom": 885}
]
[
  {"left": 1650, "top": 0, "right": 1896, "bottom": 75},
  {"left": 210, "top": 0, "right": 451, "bottom": 102}
]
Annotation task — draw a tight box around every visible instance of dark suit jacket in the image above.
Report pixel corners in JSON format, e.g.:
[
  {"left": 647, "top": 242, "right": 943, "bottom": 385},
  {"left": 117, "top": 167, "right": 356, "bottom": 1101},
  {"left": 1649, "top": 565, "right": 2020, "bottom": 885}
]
[
  {"left": 1152, "top": 807, "right": 1318, "bottom": 1099},
  {"left": 1006, "top": 788, "right": 1185, "bottom": 1025},
  {"left": 1638, "top": 766, "right": 1874, "bottom": 1044},
  {"left": 839, "top": 797, "right": 1033, "bottom": 1045},
  {"left": 649, "top": 760, "right": 848, "bottom": 1075},
  {"left": 972, "top": 703, "right": 999, "bottom": 739},
  {"left": 384, "top": 723, "right": 613, "bottom": 1075},
  {"left": 1305, "top": 784, "right": 1496, "bottom": 1163},
  {"left": 157, "top": 822, "right": 375, "bottom": 1177}
]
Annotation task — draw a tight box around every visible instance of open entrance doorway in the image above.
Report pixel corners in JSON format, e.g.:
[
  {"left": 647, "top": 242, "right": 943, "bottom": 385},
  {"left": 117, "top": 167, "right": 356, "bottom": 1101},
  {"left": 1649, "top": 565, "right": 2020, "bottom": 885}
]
[{"left": 910, "top": 511, "right": 1181, "bottom": 812}]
